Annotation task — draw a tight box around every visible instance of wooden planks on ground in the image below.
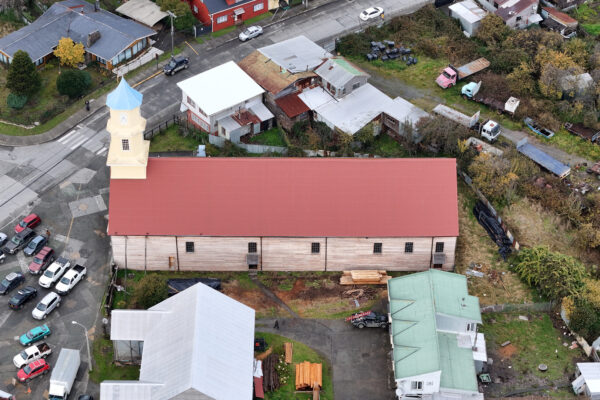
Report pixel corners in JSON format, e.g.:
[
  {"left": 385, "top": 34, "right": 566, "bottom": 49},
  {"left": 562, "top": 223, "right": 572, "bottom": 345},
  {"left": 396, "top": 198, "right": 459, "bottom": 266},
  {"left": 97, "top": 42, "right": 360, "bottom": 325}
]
[
  {"left": 295, "top": 361, "right": 322, "bottom": 390},
  {"left": 284, "top": 342, "right": 293, "bottom": 364},
  {"left": 340, "top": 270, "right": 391, "bottom": 285}
]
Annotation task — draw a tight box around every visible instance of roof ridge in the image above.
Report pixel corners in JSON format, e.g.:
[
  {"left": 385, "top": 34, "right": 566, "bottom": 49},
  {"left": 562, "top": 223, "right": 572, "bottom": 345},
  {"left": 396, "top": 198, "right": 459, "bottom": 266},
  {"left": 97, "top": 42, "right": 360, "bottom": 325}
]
[{"left": 427, "top": 270, "right": 443, "bottom": 373}]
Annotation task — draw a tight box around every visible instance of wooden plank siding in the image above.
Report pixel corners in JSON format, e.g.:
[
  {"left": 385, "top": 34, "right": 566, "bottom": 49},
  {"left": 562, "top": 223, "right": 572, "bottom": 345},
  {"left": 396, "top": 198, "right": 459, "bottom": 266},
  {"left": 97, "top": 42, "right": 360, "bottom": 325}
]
[{"left": 112, "top": 235, "right": 457, "bottom": 272}]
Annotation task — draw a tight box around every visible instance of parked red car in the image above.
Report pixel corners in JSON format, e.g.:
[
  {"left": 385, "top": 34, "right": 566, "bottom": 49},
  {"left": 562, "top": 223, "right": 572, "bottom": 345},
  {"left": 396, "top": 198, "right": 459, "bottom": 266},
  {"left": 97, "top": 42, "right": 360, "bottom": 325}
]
[
  {"left": 28, "top": 247, "right": 55, "bottom": 275},
  {"left": 15, "top": 214, "right": 41, "bottom": 234},
  {"left": 17, "top": 359, "right": 49, "bottom": 382}
]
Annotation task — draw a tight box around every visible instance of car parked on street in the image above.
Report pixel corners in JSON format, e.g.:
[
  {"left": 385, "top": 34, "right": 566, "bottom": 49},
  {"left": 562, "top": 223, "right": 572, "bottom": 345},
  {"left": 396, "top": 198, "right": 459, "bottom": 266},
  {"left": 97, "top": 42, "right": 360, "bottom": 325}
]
[
  {"left": 78, "top": 396, "right": 94, "bottom": 400},
  {"left": 359, "top": 6, "right": 383, "bottom": 21},
  {"left": 0, "top": 232, "right": 7, "bottom": 247},
  {"left": 28, "top": 247, "right": 55, "bottom": 275},
  {"left": 17, "top": 359, "right": 50, "bottom": 383},
  {"left": 32, "top": 293, "right": 61, "bottom": 320},
  {"left": 163, "top": 56, "right": 189, "bottom": 76},
  {"left": 23, "top": 235, "right": 47, "bottom": 257},
  {"left": 4, "top": 228, "right": 36, "bottom": 255},
  {"left": 0, "top": 248, "right": 6, "bottom": 264},
  {"left": 13, "top": 342, "right": 51, "bottom": 368},
  {"left": 39, "top": 258, "right": 70, "bottom": 288},
  {"left": 238, "top": 25, "right": 263, "bottom": 42},
  {"left": 9, "top": 286, "right": 38, "bottom": 310},
  {"left": 15, "top": 214, "right": 41, "bottom": 234},
  {"left": 0, "top": 272, "right": 25, "bottom": 295},
  {"left": 55, "top": 264, "right": 86, "bottom": 295},
  {"left": 20, "top": 324, "right": 51, "bottom": 346}
]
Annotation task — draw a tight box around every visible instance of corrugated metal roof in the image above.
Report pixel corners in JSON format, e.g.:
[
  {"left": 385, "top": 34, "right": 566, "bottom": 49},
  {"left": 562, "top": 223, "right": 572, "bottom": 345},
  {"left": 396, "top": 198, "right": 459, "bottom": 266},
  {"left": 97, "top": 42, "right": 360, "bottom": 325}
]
[
  {"left": 384, "top": 96, "right": 429, "bottom": 127},
  {"left": 449, "top": 0, "right": 486, "bottom": 24},
  {"left": 177, "top": 61, "right": 265, "bottom": 116},
  {"left": 542, "top": 6, "right": 577, "bottom": 25},
  {"left": 297, "top": 86, "right": 335, "bottom": 109},
  {"left": 238, "top": 51, "right": 316, "bottom": 95},
  {"left": 100, "top": 381, "right": 163, "bottom": 400},
  {"left": 103, "top": 282, "right": 255, "bottom": 400},
  {"left": 0, "top": 0, "right": 155, "bottom": 61},
  {"left": 258, "top": 35, "right": 331, "bottom": 73},
  {"left": 315, "top": 58, "right": 368, "bottom": 88},
  {"left": 496, "top": 0, "right": 537, "bottom": 21},
  {"left": 275, "top": 93, "right": 310, "bottom": 118},
  {"left": 249, "top": 102, "right": 274, "bottom": 122},
  {"left": 517, "top": 139, "right": 571, "bottom": 177},
  {"left": 388, "top": 270, "right": 481, "bottom": 392},
  {"left": 577, "top": 363, "right": 600, "bottom": 393},
  {"left": 110, "top": 310, "right": 169, "bottom": 341},
  {"left": 108, "top": 157, "right": 459, "bottom": 237},
  {"left": 116, "top": 0, "right": 168, "bottom": 27}
]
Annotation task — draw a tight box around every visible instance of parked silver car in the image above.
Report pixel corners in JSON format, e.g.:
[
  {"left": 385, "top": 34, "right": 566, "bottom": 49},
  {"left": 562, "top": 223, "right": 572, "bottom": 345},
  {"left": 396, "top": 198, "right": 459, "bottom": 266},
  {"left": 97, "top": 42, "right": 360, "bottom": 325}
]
[
  {"left": 238, "top": 25, "right": 263, "bottom": 42},
  {"left": 32, "top": 292, "right": 60, "bottom": 320}
]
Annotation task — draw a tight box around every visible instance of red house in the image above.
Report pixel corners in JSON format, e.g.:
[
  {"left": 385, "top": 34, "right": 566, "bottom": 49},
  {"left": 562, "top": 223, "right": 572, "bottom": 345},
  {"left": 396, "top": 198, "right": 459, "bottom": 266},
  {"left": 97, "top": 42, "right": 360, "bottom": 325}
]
[{"left": 187, "top": 0, "right": 268, "bottom": 32}]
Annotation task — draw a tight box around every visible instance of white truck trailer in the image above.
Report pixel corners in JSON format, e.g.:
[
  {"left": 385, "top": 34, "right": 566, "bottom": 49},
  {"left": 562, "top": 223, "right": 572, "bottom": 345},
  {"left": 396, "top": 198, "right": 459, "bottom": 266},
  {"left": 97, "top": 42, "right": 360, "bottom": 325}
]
[
  {"left": 433, "top": 104, "right": 501, "bottom": 142},
  {"left": 49, "top": 348, "right": 80, "bottom": 400}
]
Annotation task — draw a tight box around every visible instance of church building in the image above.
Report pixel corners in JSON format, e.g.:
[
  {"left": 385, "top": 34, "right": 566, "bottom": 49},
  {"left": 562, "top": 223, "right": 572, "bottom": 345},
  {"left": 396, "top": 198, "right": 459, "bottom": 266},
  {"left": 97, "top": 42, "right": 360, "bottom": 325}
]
[{"left": 106, "top": 79, "right": 460, "bottom": 272}]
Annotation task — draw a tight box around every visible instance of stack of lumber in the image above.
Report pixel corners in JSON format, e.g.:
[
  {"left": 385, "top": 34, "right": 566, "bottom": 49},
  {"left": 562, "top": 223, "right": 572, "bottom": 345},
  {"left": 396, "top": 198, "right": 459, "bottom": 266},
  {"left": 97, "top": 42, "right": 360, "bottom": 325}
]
[
  {"left": 284, "top": 342, "right": 293, "bottom": 364},
  {"left": 262, "top": 353, "right": 281, "bottom": 392},
  {"left": 340, "top": 270, "right": 391, "bottom": 285},
  {"left": 295, "top": 361, "right": 322, "bottom": 390}
]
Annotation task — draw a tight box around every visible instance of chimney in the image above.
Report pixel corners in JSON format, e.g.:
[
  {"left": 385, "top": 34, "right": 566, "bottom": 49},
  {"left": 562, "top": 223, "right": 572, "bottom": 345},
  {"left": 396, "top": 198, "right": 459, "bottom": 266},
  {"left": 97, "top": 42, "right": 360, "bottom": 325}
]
[
  {"left": 87, "top": 30, "right": 101, "bottom": 47},
  {"left": 95, "top": 0, "right": 100, "bottom": 11}
]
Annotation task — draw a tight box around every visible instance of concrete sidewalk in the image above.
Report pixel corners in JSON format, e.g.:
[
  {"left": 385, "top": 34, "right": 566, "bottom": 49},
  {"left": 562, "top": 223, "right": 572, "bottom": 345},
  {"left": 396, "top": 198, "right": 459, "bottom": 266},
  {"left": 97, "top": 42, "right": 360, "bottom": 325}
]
[{"left": 0, "top": 0, "right": 343, "bottom": 148}]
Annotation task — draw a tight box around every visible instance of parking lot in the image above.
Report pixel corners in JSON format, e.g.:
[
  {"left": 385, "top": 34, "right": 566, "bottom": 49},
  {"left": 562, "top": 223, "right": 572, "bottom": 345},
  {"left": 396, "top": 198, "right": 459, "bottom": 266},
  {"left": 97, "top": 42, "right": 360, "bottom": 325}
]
[{"left": 0, "top": 156, "right": 110, "bottom": 399}]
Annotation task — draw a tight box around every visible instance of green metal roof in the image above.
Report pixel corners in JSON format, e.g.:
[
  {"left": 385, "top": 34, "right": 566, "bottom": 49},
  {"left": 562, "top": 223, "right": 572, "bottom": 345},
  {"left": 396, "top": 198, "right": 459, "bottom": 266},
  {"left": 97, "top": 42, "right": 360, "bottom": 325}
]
[
  {"left": 333, "top": 58, "right": 364, "bottom": 76},
  {"left": 388, "top": 270, "right": 481, "bottom": 392},
  {"left": 429, "top": 269, "right": 482, "bottom": 323},
  {"left": 437, "top": 332, "right": 479, "bottom": 392}
]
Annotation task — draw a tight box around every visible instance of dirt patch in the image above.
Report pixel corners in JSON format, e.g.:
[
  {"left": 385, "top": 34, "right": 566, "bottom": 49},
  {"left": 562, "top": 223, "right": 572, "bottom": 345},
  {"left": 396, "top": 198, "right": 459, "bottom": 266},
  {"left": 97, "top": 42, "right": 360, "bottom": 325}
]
[
  {"left": 498, "top": 343, "right": 517, "bottom": 359},
  {"left": 223, "top": 280, "right": 283, "bottom": 316}
]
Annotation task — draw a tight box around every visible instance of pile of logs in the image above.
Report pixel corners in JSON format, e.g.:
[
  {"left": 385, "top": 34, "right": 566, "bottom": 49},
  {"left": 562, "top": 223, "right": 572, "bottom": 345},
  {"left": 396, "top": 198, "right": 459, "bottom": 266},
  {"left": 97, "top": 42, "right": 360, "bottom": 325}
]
[
  {"left": 295, "top": 361, "right": 322, "bottom": 390},
  {"left": 262, "top": 353, "right": 281, "bottom": 392},
  {"left": 340, "top": 270, "right": 391, "bottom": 285}
]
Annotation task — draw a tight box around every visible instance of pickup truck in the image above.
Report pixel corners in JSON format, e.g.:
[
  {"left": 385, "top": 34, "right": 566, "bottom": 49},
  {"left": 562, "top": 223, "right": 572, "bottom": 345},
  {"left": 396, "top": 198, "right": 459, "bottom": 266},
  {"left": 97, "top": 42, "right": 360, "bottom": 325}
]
[
  {"left": 55, "top": 265, "right": 86, "bottom": 295},
  {"left": 461, "top": 81, "right": 520, "bottom": 115},
  {"left": 432, "top": 104, "right": 501, "bottom": 142},
  {"left": 346, "top": 311, "right": 388, "bottom": 329},
  {"left": 13, "top": 342, "right": 51, "bottom": 368},
  {"left": 38, "top": 257, "right": 70, "bottom": 287},
  {"left": 435, "top": 58, "right": 490, "bottom": 89}
]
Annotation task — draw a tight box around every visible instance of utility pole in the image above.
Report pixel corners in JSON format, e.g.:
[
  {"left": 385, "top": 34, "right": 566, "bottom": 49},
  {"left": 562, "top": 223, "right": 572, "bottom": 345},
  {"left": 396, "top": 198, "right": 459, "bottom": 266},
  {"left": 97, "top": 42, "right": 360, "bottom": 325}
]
[
  {"left": 167, "top": 11, "right": 177, "bottom": 58},
  {"left": 72, "top": 321, "right": 92, "bottom": 372}
]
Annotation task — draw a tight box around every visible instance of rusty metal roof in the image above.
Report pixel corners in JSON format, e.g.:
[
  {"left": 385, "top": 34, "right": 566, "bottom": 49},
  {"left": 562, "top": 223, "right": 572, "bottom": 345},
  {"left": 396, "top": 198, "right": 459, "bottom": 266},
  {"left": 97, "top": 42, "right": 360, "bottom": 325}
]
[
  {"left": 238, "top": 51, "right": 315, "bottom": 95},
  {"left": 275, "top": 93, "right": 310, "bottom": 118}
]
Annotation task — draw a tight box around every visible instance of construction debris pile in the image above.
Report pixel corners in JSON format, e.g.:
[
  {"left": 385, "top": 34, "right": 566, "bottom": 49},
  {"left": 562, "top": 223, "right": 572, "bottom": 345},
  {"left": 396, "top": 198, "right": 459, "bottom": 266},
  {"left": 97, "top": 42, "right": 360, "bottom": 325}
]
[
  {"left": 295, "top": 361, "right": 322, "bottom": 390},
  {"left": 473, "top": 200, "right": 512, "bottom": 259},
  {"left": 262, "top": 353, "right": 281, "bottom": 392}
]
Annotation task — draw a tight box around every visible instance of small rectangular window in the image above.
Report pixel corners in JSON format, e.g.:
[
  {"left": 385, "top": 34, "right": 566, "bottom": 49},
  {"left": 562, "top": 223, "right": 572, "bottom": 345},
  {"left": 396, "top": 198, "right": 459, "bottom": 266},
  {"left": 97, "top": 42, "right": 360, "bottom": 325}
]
[
  {"left": 253, "top": 3, "right": 264, "bottom": 11},
  {"left": 411, "top": 381, "right": 423, "bottom": 390},
  {"left": 193, "top": 5, "right": 198, "bottom": 13},
  {"left": 186, "top": 96, "right": 196, "bottom": 109},
  {"left": 405, "top": 242, "right": 413, "bottom": 253},
  {"left": 311, "top": 242, "right": 320, "bottom": 254},
  {"left": 373, "top": 243, "right": 382, "bottom": 254},
  {"left": 435, "top": 242, "right": 444, "bottom": 253},
  {"left": 467, "top": 323, "right": 477, "bottom": 332},
  {"left": 185, "top": 242, "right": 194, "bottom": 253},
  {"left": 352, "top": 82, "right": 361, "bottom": 90},
  {"left": 216, "top": 15, "right": 227, "bottom": 24},
  {"left": 121, "top": 139, "right": 129, "bottom": 151},
  {"left": 248, "top": 242, "right": 257, "bottom": 253}
]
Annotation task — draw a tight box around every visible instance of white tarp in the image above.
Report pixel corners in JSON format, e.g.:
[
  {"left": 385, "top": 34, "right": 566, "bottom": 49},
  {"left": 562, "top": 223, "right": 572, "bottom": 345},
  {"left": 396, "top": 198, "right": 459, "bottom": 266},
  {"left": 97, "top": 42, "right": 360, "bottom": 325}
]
[{"left": 116, "top": 0, "right": 168, "bottom": 27}]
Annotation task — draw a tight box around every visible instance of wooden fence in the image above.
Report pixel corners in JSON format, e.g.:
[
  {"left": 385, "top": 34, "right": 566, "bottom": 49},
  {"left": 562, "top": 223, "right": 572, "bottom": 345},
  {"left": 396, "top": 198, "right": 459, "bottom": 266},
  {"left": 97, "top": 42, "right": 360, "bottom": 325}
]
[{"left": 144, "top": 114, "right": 182, "bottom": 140}]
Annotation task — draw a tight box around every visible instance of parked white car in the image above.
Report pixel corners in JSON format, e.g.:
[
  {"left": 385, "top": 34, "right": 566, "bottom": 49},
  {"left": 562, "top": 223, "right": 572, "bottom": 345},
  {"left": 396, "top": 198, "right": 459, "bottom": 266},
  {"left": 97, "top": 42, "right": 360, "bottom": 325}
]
[
  {"left": 13, "top": 342, "right": 51, "bottom": 368},
  {"left": 38, "top": 258, "right": 70, "bottom": 288},
  {"left": 32, "top": 292, "right": 61, "bottom": 320},
  {"left": 359, "top": 7, "right": 383, "bottom": 21},
  {"left": 238, "top": 25, "right": 263, "bottom": 42},
  {"left": 55, "top": 265, "right": 86, "bottom": 295}
]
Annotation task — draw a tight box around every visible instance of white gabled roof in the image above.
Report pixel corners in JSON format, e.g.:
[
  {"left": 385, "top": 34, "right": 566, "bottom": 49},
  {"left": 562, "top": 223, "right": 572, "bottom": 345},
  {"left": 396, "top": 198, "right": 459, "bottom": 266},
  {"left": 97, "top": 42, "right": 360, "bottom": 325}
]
[
  {"left": 116, "top": 0, "right": 168, "bottom": 27},
  {"left": 258, "top": 35, "right": 332, "bottom": 73},
  {"left": 449, "top": 0, "right": 486, "bottom": 24},
  {"left": 177, "top": 61, "right": 265, "bottom": 117},
  {"left": 102, "top": 282, "right": 255, "bottom": 400}
]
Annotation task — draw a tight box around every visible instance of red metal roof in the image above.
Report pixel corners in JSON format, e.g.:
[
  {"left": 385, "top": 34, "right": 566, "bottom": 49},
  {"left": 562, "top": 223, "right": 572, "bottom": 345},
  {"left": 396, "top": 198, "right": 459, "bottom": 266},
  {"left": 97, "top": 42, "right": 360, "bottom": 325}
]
[
  {"left": 275, "top": 93, "right": 310, "bottom": 118},
  {"left": 542, "top": 7, "right": 577, "bottom": 25},
  {"left": 108, "top": 158, "right": 459, "bottom": 237}
]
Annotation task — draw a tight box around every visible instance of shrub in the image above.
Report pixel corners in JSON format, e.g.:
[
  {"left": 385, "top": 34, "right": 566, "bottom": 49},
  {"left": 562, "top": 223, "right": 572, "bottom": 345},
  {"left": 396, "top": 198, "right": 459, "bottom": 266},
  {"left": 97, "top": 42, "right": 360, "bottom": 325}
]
[
  {"left": 286, "top": 146, "right": 306, "bottom": 157},
  {"left": 132, "top": 274, "right": 167, "bottom": 309},
  {"left": 568, "top": 297, "right": 600, "bottom": 342},
  {"left": 6, "top": 93, "right": 28, "bottom": 109},
  {"left": 57, "top": 69, "right": 91, "bottom": 98},
  {"left": 511, "top": 246, "right": 588, "bottom": 301},
  {"left": 290, "top": 120, "right": 309, "bottom": 146}
]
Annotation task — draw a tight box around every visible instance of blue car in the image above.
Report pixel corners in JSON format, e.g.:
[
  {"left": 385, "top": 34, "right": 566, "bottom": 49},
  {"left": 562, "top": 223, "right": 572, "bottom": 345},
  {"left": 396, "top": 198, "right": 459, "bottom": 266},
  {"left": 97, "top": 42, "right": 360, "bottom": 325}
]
[{"left": 20, "top": 324, "right": 50, "bottom": 346}]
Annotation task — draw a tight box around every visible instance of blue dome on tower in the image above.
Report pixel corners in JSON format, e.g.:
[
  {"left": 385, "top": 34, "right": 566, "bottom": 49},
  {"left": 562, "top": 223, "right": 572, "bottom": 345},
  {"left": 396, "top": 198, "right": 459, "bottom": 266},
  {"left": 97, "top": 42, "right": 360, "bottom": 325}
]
[{"left": 106, "top": 78, "right": 143, "bottom": 110}]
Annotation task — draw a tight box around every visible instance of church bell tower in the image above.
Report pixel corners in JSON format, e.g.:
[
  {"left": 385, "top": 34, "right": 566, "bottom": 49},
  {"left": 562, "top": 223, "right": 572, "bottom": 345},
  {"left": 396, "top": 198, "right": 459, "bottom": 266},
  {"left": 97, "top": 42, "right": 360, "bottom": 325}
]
[{"left": 106, "top": 78, "right": 150, "bottom": 179}]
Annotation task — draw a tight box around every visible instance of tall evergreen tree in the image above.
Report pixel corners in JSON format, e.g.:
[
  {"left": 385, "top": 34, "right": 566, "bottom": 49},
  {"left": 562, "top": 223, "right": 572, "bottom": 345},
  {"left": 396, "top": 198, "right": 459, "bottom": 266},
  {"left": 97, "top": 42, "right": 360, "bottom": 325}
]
[{"left": 6, "top": 50, "right": 41, "bottom": 97}]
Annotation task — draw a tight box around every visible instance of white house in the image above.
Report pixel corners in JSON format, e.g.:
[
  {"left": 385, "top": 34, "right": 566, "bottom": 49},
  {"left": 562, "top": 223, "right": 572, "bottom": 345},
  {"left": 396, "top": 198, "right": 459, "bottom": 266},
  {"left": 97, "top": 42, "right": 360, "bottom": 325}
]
[
  {"left": 388, "top": 270, "right": 486, "bottom": 400},
  {"left": 449, "top": 0, "right": 487, "bottom": 36},
  {"left": 478, "top": 0, "right": 541, "bottom": 29},
  {"left": 177, "top": 60, "right": 274, "bottom": 142},
  {"left": 100, "top": 282, "right": 256, "bottom": 400},
  {"left": 573, "top": 363, "right": 600, "bottom": 400}
]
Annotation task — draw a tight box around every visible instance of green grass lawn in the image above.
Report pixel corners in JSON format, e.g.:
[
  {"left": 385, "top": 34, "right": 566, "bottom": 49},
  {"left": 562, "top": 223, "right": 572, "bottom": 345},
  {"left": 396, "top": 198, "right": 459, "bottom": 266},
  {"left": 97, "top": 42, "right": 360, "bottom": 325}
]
[
  {"left": 211, "top": 25, "right": 236, "bottom": 38},
  {"left": 248, "top": 127, "right": 287, "bottom": 147},
  {"left": 582, "top": 23, "right": 600, "bottom": 35},
  {"left": 90, "top": 337, "right": 140, "bottom": 383},
  {"left": 244, "top": 12, "right": 273, "bottom": 25},
  {"left": 255, "top": 332, "right": 333, "bottom": 400},
  {"left": 480, "top": 313, "right": 579, "bottom": 383},
  {"left": 149, "top": 125, "right": 201, "bottom": 152},
  {"left": 547, "top": 128, "right": 600, "bottom": 161},
  {"left": 369, "top": 134, "right": 408, "bottom": 157}
]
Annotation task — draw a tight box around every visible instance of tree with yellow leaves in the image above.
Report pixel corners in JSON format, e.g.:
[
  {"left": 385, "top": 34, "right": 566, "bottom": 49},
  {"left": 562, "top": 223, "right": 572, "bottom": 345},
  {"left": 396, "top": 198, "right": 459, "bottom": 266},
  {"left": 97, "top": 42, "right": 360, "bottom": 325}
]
[{"left": 53, "top": 37, "right": 85, "bottom": 68}]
